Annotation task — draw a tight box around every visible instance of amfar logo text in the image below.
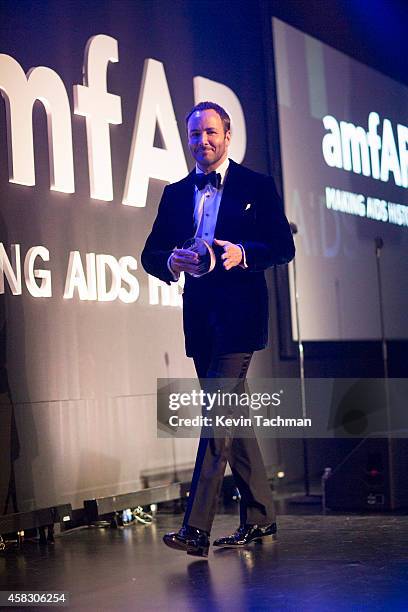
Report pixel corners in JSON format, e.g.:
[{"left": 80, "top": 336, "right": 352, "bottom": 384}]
[
  {"left": 0, "top": 34, "right": 247, "bottom": 207},
  {"left": 322, "top": 112, "right": 408, "bottom": 189}
]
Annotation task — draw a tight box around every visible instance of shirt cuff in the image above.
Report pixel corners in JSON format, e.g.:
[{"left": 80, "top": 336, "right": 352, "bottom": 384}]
[
  {"left": 167, "top": 253, "right": 180, "bottom": 281},
  {"left": 236, "top": 244, "right": 248, "bottom": 269}
]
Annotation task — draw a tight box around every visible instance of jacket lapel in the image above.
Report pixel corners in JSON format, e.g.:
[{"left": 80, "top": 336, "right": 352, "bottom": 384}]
[
  {"left": 175, "top": 170, "right": 196, "bottom": 243},
  {"left": 214, "top": 160, "right": 242, "bottom": 236}
]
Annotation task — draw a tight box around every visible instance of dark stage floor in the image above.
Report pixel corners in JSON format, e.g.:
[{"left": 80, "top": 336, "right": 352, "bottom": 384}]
[{"left": 1, "top": 508, "right": 408, "bottom": 611}]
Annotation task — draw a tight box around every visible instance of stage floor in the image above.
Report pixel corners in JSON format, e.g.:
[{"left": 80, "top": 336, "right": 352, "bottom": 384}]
[{"left": 1, "top": 510, "right": 407, "bottom": 611}]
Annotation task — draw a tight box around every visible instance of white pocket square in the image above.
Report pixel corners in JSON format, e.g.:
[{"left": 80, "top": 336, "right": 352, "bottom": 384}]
[{"left": 244, "top": 203, "right": 252, "bottom": 211}]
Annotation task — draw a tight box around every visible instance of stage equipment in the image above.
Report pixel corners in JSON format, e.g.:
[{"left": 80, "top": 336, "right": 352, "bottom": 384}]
[
  {"left": 83, "top": 483, "right": 181, "bottom": 525},
  {"left": 323, "top": 438, "right": 408, "bottom": 511},
  {"left": 0, "top": 391, "right": 19, "bottom": 516},
  {"left": 289, "top": 222, "right": 321, "bottom": 505},
  {"left": 374, "top": 236, "right": 394, "bottom": 507},
  {"left": 0, "top": 504, "right": 72, "bottom": 548},
  {"left": 323, "top": 238, "right": 405, "bottom": 511},
  {"left": 375, "top": 238, "right": 388, "bottom": 378},
  {"left": 120, "top": 505, "right": 153, "bottom": 526}
]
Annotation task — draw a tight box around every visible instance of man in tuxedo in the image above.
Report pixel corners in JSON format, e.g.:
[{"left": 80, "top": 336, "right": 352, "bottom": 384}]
[{"left": 141, "top": 101, "right": 295, "bottom": 557}]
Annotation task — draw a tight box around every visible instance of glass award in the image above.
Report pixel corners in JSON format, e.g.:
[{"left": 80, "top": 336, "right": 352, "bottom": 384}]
[{"left": 182, "top": 237, "right": 216, "bottom": 278}]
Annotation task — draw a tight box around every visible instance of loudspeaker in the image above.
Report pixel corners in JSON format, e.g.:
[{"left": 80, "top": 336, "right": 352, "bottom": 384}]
[
  {"left": 324, "top": 438, "right": 408, "bottom": 511},
  {"left": 328, "top": 378, "right": 389, "bottom": 437}
]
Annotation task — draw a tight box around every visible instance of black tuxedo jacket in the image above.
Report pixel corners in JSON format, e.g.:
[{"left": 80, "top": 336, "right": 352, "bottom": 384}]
[{"left": 141, "top": 160, "right": 295, "bottom": 357}]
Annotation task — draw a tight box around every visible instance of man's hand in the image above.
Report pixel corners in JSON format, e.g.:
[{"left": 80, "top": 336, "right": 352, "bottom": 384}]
[
  {"left": 170, "top": 248, "right": 200, "bottom": 275},
  {"left": 214, "top": 239, "right": 243, "bottom": 270}
]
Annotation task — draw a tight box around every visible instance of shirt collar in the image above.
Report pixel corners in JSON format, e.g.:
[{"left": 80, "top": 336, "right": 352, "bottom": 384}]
[{"left": 195, "top": 157, "right": 230, "bottom": 186}]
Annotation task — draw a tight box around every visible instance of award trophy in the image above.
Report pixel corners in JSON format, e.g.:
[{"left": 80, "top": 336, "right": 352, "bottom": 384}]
[{"left": 182, "top": 237, "right": 216, "bottom": 277}]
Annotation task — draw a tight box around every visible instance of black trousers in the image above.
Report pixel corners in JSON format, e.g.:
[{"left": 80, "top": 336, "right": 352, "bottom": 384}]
[{"left": 183, "top": 350, "right": 276, "bottom": 533}]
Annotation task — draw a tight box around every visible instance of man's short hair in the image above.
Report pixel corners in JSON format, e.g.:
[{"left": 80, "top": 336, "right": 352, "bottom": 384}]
[{"left": 185, "top": 101, "right": 231, "bottom": 134}]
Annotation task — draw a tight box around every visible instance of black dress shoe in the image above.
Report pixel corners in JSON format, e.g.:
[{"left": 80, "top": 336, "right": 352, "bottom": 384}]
[
  {"left": 163, "top": 525, "right": 210, "bottom": 557},
  {"left": 213, "top": 522, "right": 277, "bottom": 547}
]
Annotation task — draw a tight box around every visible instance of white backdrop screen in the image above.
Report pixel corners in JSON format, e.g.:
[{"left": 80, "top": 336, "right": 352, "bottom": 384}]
[{"left": 273, "top": 18, "right": 408, "bottom": 341}]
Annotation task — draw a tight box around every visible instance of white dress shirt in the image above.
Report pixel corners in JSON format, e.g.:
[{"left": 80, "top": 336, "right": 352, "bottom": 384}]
[
  {"left": 193, "top": 157, "right": 230, "bottom": 243},
  {"left": 168, "top": 157, "right": 247, "bottom": 279}
]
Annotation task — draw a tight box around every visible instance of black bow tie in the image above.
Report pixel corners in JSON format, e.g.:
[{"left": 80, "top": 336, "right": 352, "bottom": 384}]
[{"left": 194, "top": 171, "right": 221, "bottom": 191}]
